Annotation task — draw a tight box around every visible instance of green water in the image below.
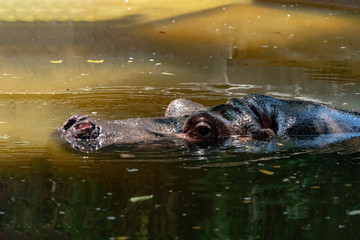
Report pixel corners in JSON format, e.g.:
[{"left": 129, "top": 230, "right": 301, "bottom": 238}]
[{"left": 0, "top": 1, "right": 360, "bottom": 239}]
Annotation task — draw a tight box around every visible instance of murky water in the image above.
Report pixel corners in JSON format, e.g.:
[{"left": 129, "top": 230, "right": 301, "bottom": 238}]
[{"left": 0, "top": 1, "right": 360, "bottom": 239}]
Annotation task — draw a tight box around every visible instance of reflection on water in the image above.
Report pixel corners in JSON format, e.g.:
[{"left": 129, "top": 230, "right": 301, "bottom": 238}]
[
  {"left": 0, "top": 150, "right": 359, "bottom": 239},
  {"left": 0, "top": 1, "right": 360, "bottom": 239}
]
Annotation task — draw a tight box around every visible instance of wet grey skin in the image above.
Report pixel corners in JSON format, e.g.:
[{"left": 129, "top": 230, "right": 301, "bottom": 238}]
[{"left": 58, "top": 94, "right": 360, "bottom": 153}]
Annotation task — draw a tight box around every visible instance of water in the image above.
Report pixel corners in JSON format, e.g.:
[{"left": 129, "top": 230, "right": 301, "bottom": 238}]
[{"left": 0, "top": 1, "right": 360, "bottom": 239}]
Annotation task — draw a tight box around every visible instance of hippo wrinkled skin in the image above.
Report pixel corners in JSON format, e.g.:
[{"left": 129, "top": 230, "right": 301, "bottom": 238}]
[{"left": 58, "top": 94, "right": 360, "bottom": 152}]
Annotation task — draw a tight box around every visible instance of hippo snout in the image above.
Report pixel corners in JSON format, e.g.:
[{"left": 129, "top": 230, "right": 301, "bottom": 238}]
[{"left": 61, "top": 115, "right": 101, "bottom": 140}]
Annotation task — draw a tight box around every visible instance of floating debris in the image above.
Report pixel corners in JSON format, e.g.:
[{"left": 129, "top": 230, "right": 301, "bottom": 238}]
[
  {"left": 259, "top": 169, "right": 274, "bottom": 175},
  {"left": 116, "top": 237, "right": 130, "bottom": 240},
  {"left": 0, "top": 135, "right": 10, "bottom": 140},
  {"left": 243, "top": 197, "right": 252, "bottom": 203},
  {"left": 86, "top": 59, "right": 104, "bottom": 63},
  {"left": 126, "top": 168, "right": 139, "bottom": 172},
  {"left": 130, "top": 195, "right": 153, "bottom": 203},
  {"left": 161, "top": 72, "right": 175, "bottom": 76},
  {"left": 348, "top": 210, "right": 360, "bottom": 216},
  {"left": 49, "top": 60, "right": 63, "bottom": 63}
]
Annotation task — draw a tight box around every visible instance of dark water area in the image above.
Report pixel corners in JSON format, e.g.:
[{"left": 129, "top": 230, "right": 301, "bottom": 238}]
[
  {"left": 0, "top": 0, "right": 360, "bottom": 239},
  {"left": 0, "top": 148, "right": 360, "bottom": 240}
]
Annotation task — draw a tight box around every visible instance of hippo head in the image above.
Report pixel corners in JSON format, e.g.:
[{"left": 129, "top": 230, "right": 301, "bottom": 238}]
[{"left": 58, "top": 98, "right": 275, "bottom": 152}]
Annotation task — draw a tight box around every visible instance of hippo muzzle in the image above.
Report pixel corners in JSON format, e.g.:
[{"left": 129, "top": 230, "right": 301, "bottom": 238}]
[{"left": 59, "top": 110, "right": 242, "bottom": 152}]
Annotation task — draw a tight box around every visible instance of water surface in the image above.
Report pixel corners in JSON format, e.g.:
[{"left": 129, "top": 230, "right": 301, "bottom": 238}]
[{"left": 0, "top": 1, "right": 360, "bottom": 239}]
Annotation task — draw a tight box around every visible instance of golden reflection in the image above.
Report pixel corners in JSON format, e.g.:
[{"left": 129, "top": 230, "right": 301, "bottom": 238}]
[
  {"left": 0, "top": 2, "right": 358, "bottom": 93},
  {"left": 0, "top": 0, "right": 249, "bottom": 22}
]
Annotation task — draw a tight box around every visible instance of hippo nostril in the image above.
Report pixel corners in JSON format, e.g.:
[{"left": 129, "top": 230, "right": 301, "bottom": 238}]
[
  {"left": 62, "top": 115, "right": 89, "bottom": 131},
  {"left": 72, "top": 121, "right": 100, "bottom": 140},
  {"left": 63, "top": 118, "right": 77, "bottom": 131},
  {"left": 74, "top": 122, "right": 93, "bottom": 130}
]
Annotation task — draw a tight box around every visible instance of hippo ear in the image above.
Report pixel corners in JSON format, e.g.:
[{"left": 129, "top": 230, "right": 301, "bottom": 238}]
[{"left": 165, "top": 99, "right": 209, "bottom": 117}]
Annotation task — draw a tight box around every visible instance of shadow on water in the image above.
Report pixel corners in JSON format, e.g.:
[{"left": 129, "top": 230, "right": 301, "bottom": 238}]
[{"left": 0, "top": 1, "right": 360, "bottom": 239}]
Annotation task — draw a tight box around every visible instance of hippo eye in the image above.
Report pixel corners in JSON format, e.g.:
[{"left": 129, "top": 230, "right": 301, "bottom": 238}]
[{"left": 192, "top": 122, "right": 212, "bottom": 138}]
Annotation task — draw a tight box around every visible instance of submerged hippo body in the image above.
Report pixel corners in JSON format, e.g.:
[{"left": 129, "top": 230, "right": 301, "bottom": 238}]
[{"left": 58, "top": 94, "right": 360, "bottom": 152}]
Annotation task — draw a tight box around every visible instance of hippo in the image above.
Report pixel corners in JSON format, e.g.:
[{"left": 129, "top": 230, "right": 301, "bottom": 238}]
[{"left": 58, "top": 94, "right": 360, "bottom": 152}]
